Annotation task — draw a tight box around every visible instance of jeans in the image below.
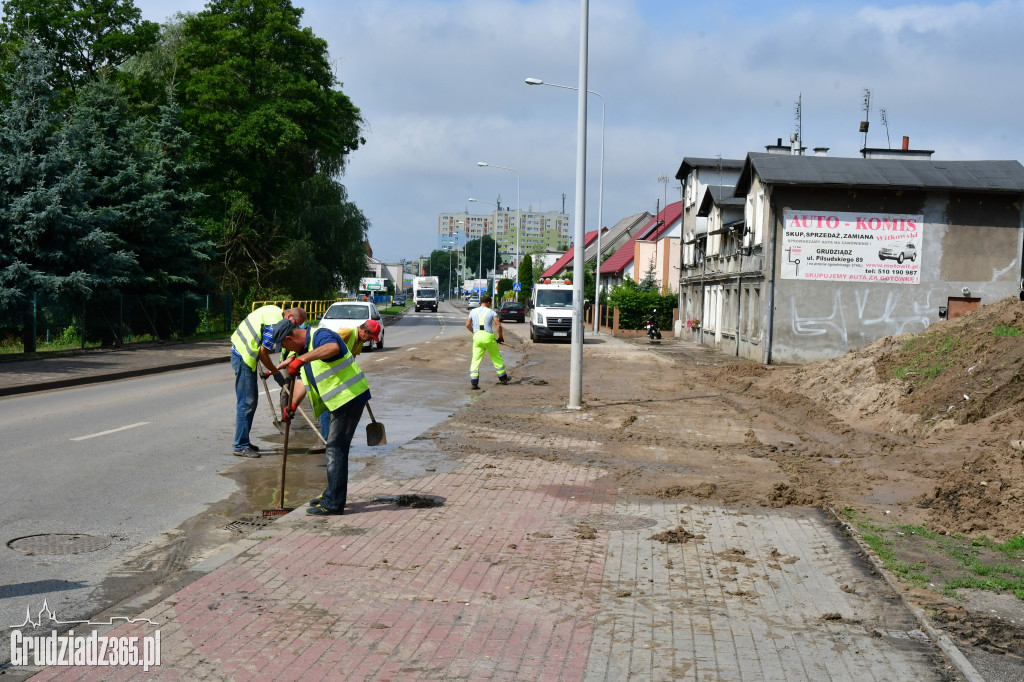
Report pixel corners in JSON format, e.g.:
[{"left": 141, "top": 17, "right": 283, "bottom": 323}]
[
  {"left": 319, "top": 400, "right": 365, "bottom": 512},
  {"left": 319, "top": 410, "right": 330, "bottom": 442},
  {"left": 232, "top": 354, "right": 258, "bottom": 451}
]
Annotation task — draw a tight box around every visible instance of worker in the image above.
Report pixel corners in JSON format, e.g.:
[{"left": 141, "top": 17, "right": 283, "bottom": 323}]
[
  {"left": 312, "top": 320, "right": 382, "bottom": 448},
  {"left": 277, "top": 319, "right": 371, "bottom": 516},
  {"left": 465, "top": 294, "right": 509, "bottom": 389},
  {"left": 230, "top": 305, "right": 306, "bottom": 458}
]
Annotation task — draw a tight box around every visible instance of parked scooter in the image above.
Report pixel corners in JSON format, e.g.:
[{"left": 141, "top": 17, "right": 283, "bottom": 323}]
[{"left": 645, "top": 309, "right": 662, "bottom": 340}]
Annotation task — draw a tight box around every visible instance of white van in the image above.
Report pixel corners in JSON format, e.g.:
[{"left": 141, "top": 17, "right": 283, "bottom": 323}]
[{"left": 529, "top": 279, "right": 576, "bottom": 343}]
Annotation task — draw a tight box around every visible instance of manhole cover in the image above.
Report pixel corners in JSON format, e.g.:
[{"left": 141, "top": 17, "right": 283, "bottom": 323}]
[
  {"left": 565, "top": 514, "right": 658, "bottom": 531},
  {"left": 7, "top": 534, "right": 112, "bottom": 555}
]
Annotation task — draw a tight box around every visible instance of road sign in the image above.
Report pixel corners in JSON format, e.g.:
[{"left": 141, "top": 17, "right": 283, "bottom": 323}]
[{"left": 513, "top": 282, "right": 521, "bottom": 292}]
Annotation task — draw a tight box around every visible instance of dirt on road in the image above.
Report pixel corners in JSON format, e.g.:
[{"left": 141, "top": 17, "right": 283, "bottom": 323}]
[{"left": 422, "top": 299, "right": 1024, "bottom": 670}]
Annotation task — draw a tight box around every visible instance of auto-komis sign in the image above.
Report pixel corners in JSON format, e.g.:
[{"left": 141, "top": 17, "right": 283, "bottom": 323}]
[{"left": 781, "top": 210, "right": 923, "bottom": 284}]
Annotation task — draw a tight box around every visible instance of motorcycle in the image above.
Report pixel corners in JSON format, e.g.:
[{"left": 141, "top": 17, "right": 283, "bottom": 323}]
[{"left": 645, "top": 309, "right": 662, "bottom": 340}]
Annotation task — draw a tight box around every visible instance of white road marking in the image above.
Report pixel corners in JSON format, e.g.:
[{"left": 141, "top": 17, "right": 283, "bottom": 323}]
[
  {"left": 375, "top": 357, "right": 386, "bottom": 362},
  {"left": 406, "top": 347, "right": 416, "bottom": 352},
  {"left": 71, "top": 421, "right": 150, "bottom": 441}
]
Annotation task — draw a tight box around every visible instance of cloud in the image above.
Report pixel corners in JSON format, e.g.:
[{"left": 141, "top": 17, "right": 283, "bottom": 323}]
[{"left": 135, "top": 0, "right": 1024, "bottom": 263}]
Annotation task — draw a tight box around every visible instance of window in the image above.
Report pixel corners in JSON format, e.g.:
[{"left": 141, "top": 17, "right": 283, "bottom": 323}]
[{"left": 754, "top": 191, "right": 766, "bottom": 245}]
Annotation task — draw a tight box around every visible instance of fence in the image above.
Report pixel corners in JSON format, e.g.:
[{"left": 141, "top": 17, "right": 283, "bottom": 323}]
[
  {"left": 586, "top": 305, "right": 679, "bottom": 337},
  {"left": 2, "top": 291, "right": 234, "bottom": 354}
]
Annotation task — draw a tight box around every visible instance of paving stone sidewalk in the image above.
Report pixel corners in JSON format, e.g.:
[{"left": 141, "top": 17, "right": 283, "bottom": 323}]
[{"left": 27, "top": 450, "right": 959, "bottom": 680}]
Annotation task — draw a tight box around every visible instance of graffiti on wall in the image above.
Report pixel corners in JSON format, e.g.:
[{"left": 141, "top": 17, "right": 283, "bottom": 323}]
[{"left": 790, "top": 289, "right": 936, "bottom": 343}]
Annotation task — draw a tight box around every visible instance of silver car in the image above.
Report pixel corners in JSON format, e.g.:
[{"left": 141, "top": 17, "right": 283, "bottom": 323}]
[
  {"left": 878, "top": 242, "right": 917, "bottom": 263},
  {"left": 317, "top": 301, "right": 384, "bottom": 350}
]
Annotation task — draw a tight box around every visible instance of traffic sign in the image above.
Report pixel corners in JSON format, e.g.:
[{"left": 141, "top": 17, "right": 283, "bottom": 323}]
[{"left": 513, "top": 282, "right": 521, "bottom": 291}]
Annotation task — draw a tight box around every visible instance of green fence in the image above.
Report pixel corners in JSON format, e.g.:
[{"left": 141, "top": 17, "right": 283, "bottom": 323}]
[{"left": 2, "top": 291, "right": 234, "bottom": 354}]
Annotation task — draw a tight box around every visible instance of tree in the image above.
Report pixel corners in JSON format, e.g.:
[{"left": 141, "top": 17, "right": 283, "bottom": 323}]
[
  {"left": 177, "top": 0, "right": 366, "bottom": 300},
  {"left": 464, "top": 234, "right": 499, "bottom": 279},
  {"left": 0, "top": 40, "right": 133, "bottom": 338},
  {"left": 427, "top": 249, "right": 456, "bottom": 297},
  {"left": 517, "top": 254, "right": 533, "bottom": 306},
  {"left": 0, "top": 0, "right": 159, "bottom": 94},
  {"left": 638, "top": 254, "right": 658, "bottom": 292}
]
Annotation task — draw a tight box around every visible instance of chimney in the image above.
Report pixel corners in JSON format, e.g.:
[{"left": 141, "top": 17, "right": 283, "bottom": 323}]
[
  {"left": 902, "top": 136, "right": 910, "bottom": 150},
  {"left": 814, "top": 147, "right": 829, "bottom": 157}
]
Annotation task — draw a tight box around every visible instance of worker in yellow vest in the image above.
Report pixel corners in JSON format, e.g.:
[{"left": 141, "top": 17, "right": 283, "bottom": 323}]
[
  {"left": 465, "top": 294, "right": 509, "bottom": 389},
  {"left": 230, "top": 305, "right": 305, "bottom": 457},
  {"left": 277, "top": 320, "right": 372, "bottom": 516}
]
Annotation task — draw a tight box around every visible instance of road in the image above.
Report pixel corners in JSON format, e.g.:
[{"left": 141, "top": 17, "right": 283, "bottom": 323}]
[{"left": 0, "top": 302, "right": 490, "bottom": 657}]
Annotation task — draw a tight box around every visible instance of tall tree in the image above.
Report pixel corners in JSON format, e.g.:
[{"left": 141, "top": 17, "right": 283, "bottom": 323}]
[
  {"left": 177, "top": 0, "right": 366, "bottom": 300},
  {"left": 0, "top": 0, "right": 159, "bottom": 93},
  {"left": 464, "top": 235, "right": 499, "bottom": 279},
  {"left": 517, "top": 254, "right": 533, "bottom": 306},
  {"left": 0, "top": 40, "right": 132, "bottom": 321}
]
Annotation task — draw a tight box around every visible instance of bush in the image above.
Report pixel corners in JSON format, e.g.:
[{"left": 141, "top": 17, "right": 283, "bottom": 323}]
[{"left": 607, "top": 280, "right": 676, "bottom": 329}]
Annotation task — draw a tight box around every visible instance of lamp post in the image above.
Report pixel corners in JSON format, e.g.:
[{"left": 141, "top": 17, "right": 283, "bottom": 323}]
[
  {"left": 525, "top": 76, "right": 605, "bottom": 334},
  {"left": 476, "top": 162, "right": 520, "bottom": 282},
  {"left": 469, "top": 198, "right": 499, "bottom": 296}
]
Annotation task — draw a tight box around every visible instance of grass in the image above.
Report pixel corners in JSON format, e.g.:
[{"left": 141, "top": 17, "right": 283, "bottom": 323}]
[
  {"left": 992, "top": 322, "right": 1022, "bottom": 337},
  {"left": 840, "top": 508, "right": 1024, "bottom": 599},
  {"left": 893, "top": 333, "right": 961, "bottom": 384}
]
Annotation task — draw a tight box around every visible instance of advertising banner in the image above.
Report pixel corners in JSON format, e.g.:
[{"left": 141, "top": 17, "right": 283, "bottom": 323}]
[{"left": 781, "top": 211, "right": 923, "bottom": 284}]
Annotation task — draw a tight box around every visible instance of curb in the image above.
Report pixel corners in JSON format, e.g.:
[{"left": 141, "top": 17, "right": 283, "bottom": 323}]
[
  {"left": 825, "top": 506, "right": 985, "bottom": 682},
  {"left": 0, "top": 356, "right": 228, "bottom": 397}
]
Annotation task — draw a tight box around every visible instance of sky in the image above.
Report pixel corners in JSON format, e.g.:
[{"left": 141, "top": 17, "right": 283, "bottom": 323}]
[{"left": 133, "top": 0, "right": 1024, "bottom": 264}]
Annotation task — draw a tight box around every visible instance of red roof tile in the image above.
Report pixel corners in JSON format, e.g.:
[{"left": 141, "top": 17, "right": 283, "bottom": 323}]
[
  {"left": 599, "top": 202, "right": 682, "bottom": 275},
  {"left": 541, "top": 229, "right": 600, "bottom": 278}
]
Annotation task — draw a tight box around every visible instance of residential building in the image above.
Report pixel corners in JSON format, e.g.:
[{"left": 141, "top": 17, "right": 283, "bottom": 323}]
[
  {"left": 438, "top": 208, "right": 571, "bottom": 265},
  {"left": 600, "top": 203, "right": 682, "bottom": 292},
  {"left": 677, "top": 149, "right": 1024, "bottom": 364}
]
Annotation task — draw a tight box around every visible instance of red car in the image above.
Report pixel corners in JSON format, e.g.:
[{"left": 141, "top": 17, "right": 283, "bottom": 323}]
[{"left": 498, "top": 301, "right": 525, "bottom": 322}]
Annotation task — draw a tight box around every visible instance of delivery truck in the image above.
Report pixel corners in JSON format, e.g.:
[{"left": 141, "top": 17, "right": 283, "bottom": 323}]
[
  {"left": 413, "top": 276, "right": 440, "bottom": 312},
  {"left": 529, "top": 278, "right": 578, "bottom": 342}
]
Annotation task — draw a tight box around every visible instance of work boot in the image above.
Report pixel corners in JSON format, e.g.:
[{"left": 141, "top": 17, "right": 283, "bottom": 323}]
[
  {"left": 498, "top": 374, "right": 510, "bottom": 385},
  {"left": 232, "top": 447, "right": 260, "bottom": 458},
  {"left": 471, "top": 380, "right": 479, "bottom": 390},
  {"left": 306, "top": 503, "right": 344, "bottom": 516},
  {"left": 248, "top": 443, "right": 261, "bottom": 452}
]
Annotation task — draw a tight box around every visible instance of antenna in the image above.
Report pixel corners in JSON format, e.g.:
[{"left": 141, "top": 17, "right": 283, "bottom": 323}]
[
  {"left": 859, "top": 88, "right": 871, "bottom": 150},
  {"left": 879, "top": 108, "right": 891, "bottom": 149},
  {"left": 794, "top": 93, "right": 802, "bottom": 151}
]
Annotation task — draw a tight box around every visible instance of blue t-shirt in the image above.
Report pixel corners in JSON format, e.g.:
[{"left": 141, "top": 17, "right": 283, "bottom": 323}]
[{"left": 310, "top": 328, "right": 371, "bottom": 405}]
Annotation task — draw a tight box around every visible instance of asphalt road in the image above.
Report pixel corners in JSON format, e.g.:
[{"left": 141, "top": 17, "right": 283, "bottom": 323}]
[{"left": 0, "top": 304, "right": 480, "bottom": 658}]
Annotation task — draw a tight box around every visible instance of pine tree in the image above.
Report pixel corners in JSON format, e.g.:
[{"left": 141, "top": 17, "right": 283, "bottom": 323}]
[{"left": 0, "top": 40, "right": 131, "bottom": 323}]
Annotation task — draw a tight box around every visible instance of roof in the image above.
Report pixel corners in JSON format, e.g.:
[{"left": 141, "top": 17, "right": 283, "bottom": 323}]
[
  {"left": 675, "top": 156, "right": 744, "bottom": 181},
  {"left": 541, "top": 229, "right": 600, "bottom": 278},
  {"left": 600, "top": 202, "right": 682, "bottom": 276},
  {"left": 735, "top": 155, "right": 1024, "bottom": 196},
  {"left": 697, "top": 184, "right": 745, "bottom": 216}
]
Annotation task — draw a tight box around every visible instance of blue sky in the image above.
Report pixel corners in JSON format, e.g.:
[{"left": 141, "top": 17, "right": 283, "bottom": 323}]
[{"left": 134, "top": 0, "right": 1024, "bottom": 263}]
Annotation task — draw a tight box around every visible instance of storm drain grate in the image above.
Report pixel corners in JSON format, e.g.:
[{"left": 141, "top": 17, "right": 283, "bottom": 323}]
[
  {"left": 7, "top": 533, "right": 112, "bottom": 555},
  {"left": 226, "top": 516, "right": 275, "bottom": 533}
]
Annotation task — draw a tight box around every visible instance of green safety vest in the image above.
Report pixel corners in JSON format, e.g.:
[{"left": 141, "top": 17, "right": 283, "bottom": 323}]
[
  {"left": 231, "top": 305, "right": 283, "bottom": 371},
  {"left": 301, "top": 331, "right": 370, "bottom": 418}
]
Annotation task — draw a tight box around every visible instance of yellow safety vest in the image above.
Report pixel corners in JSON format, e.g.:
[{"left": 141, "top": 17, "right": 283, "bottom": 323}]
[
  {"left": 231, "top": 305, "right": 283, "bottom": 371},
  {"left": 341, "top": 328, "right": 362, "bottom": 357},
  {"left": 301, "top": 331, "right": 370, "bottom": 418}
]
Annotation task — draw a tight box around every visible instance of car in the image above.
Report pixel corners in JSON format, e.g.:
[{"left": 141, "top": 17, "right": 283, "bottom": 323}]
[
  {"left": 878, "top": 242, "right": 917, "bottom": 263},
  {"left": 468, "top": 296, "right": 480, "bottom": 308},
  {"left": 497, "top": 301, "right": 525, "bottom": 322},
  {"left": 317, "top": 301, "right": 384, "bottom": 350},
  {"left": 392, "top": 294, "right": 407, "bottom": 306}
]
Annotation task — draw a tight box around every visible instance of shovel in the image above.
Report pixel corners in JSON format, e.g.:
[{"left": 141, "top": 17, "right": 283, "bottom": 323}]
[
  {"left": 263, "top": 375, "right": 296, "bottom": 518},
  {"left": 366, "top": 403, "right": 387, "bottom": 446}
]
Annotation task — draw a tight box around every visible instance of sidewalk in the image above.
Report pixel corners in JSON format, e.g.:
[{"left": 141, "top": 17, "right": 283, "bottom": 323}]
[
  {"left": 0, "top": 341, "right": 228, "bottom": 397},
  {"left": 7, "top": 336, "right": 980, "bottom": 681}
]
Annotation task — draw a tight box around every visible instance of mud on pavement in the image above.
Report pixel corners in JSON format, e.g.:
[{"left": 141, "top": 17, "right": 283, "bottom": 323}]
[{"left": 413, "top": 318, "right": 1023, "bottom": 679}]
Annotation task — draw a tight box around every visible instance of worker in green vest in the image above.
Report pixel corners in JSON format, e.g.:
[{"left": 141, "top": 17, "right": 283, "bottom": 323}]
[
  {"left": 312, "top": 320, "right": 382, "bottom": 446},
  {"left": 230, "top": 305, "right": 306, "bottom": 458},
  {"left": 277, "top": 320, "right": 372, "bottom": 516}
]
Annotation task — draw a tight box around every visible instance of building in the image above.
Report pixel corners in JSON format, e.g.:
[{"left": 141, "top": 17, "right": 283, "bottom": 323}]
[
  {"left": 677, "top": 150, "right": 1024, "bottom": 364},
  {"left": 600, "top": 203, "right": 682, "bottom": 292},
  {"left": 438, "top": 208, "right": 571, "bottom": 265}
]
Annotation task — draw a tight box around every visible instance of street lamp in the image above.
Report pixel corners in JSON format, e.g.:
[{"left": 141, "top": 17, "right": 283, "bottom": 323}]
[
  {"left": 469, "top": 198, "right": 499, "bottom": 296},
  {"left": 476, "top": 162, "right": 520, "bottom": 282},
  {"left": 526, "top": 76, "right": 605, "bottom": 334}
]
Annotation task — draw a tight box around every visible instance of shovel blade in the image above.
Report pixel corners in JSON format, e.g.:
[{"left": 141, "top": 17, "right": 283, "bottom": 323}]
[{"left": 366, "top": 421, "right": 387, "bottom": 446}]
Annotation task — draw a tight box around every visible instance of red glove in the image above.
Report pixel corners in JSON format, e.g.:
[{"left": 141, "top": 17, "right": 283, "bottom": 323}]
[
  {"left": 287, "top": 357, "right": 305, "bottom": 376},
  {"left": 282, "top": 403, "right": 297, "bottom": 422}
]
